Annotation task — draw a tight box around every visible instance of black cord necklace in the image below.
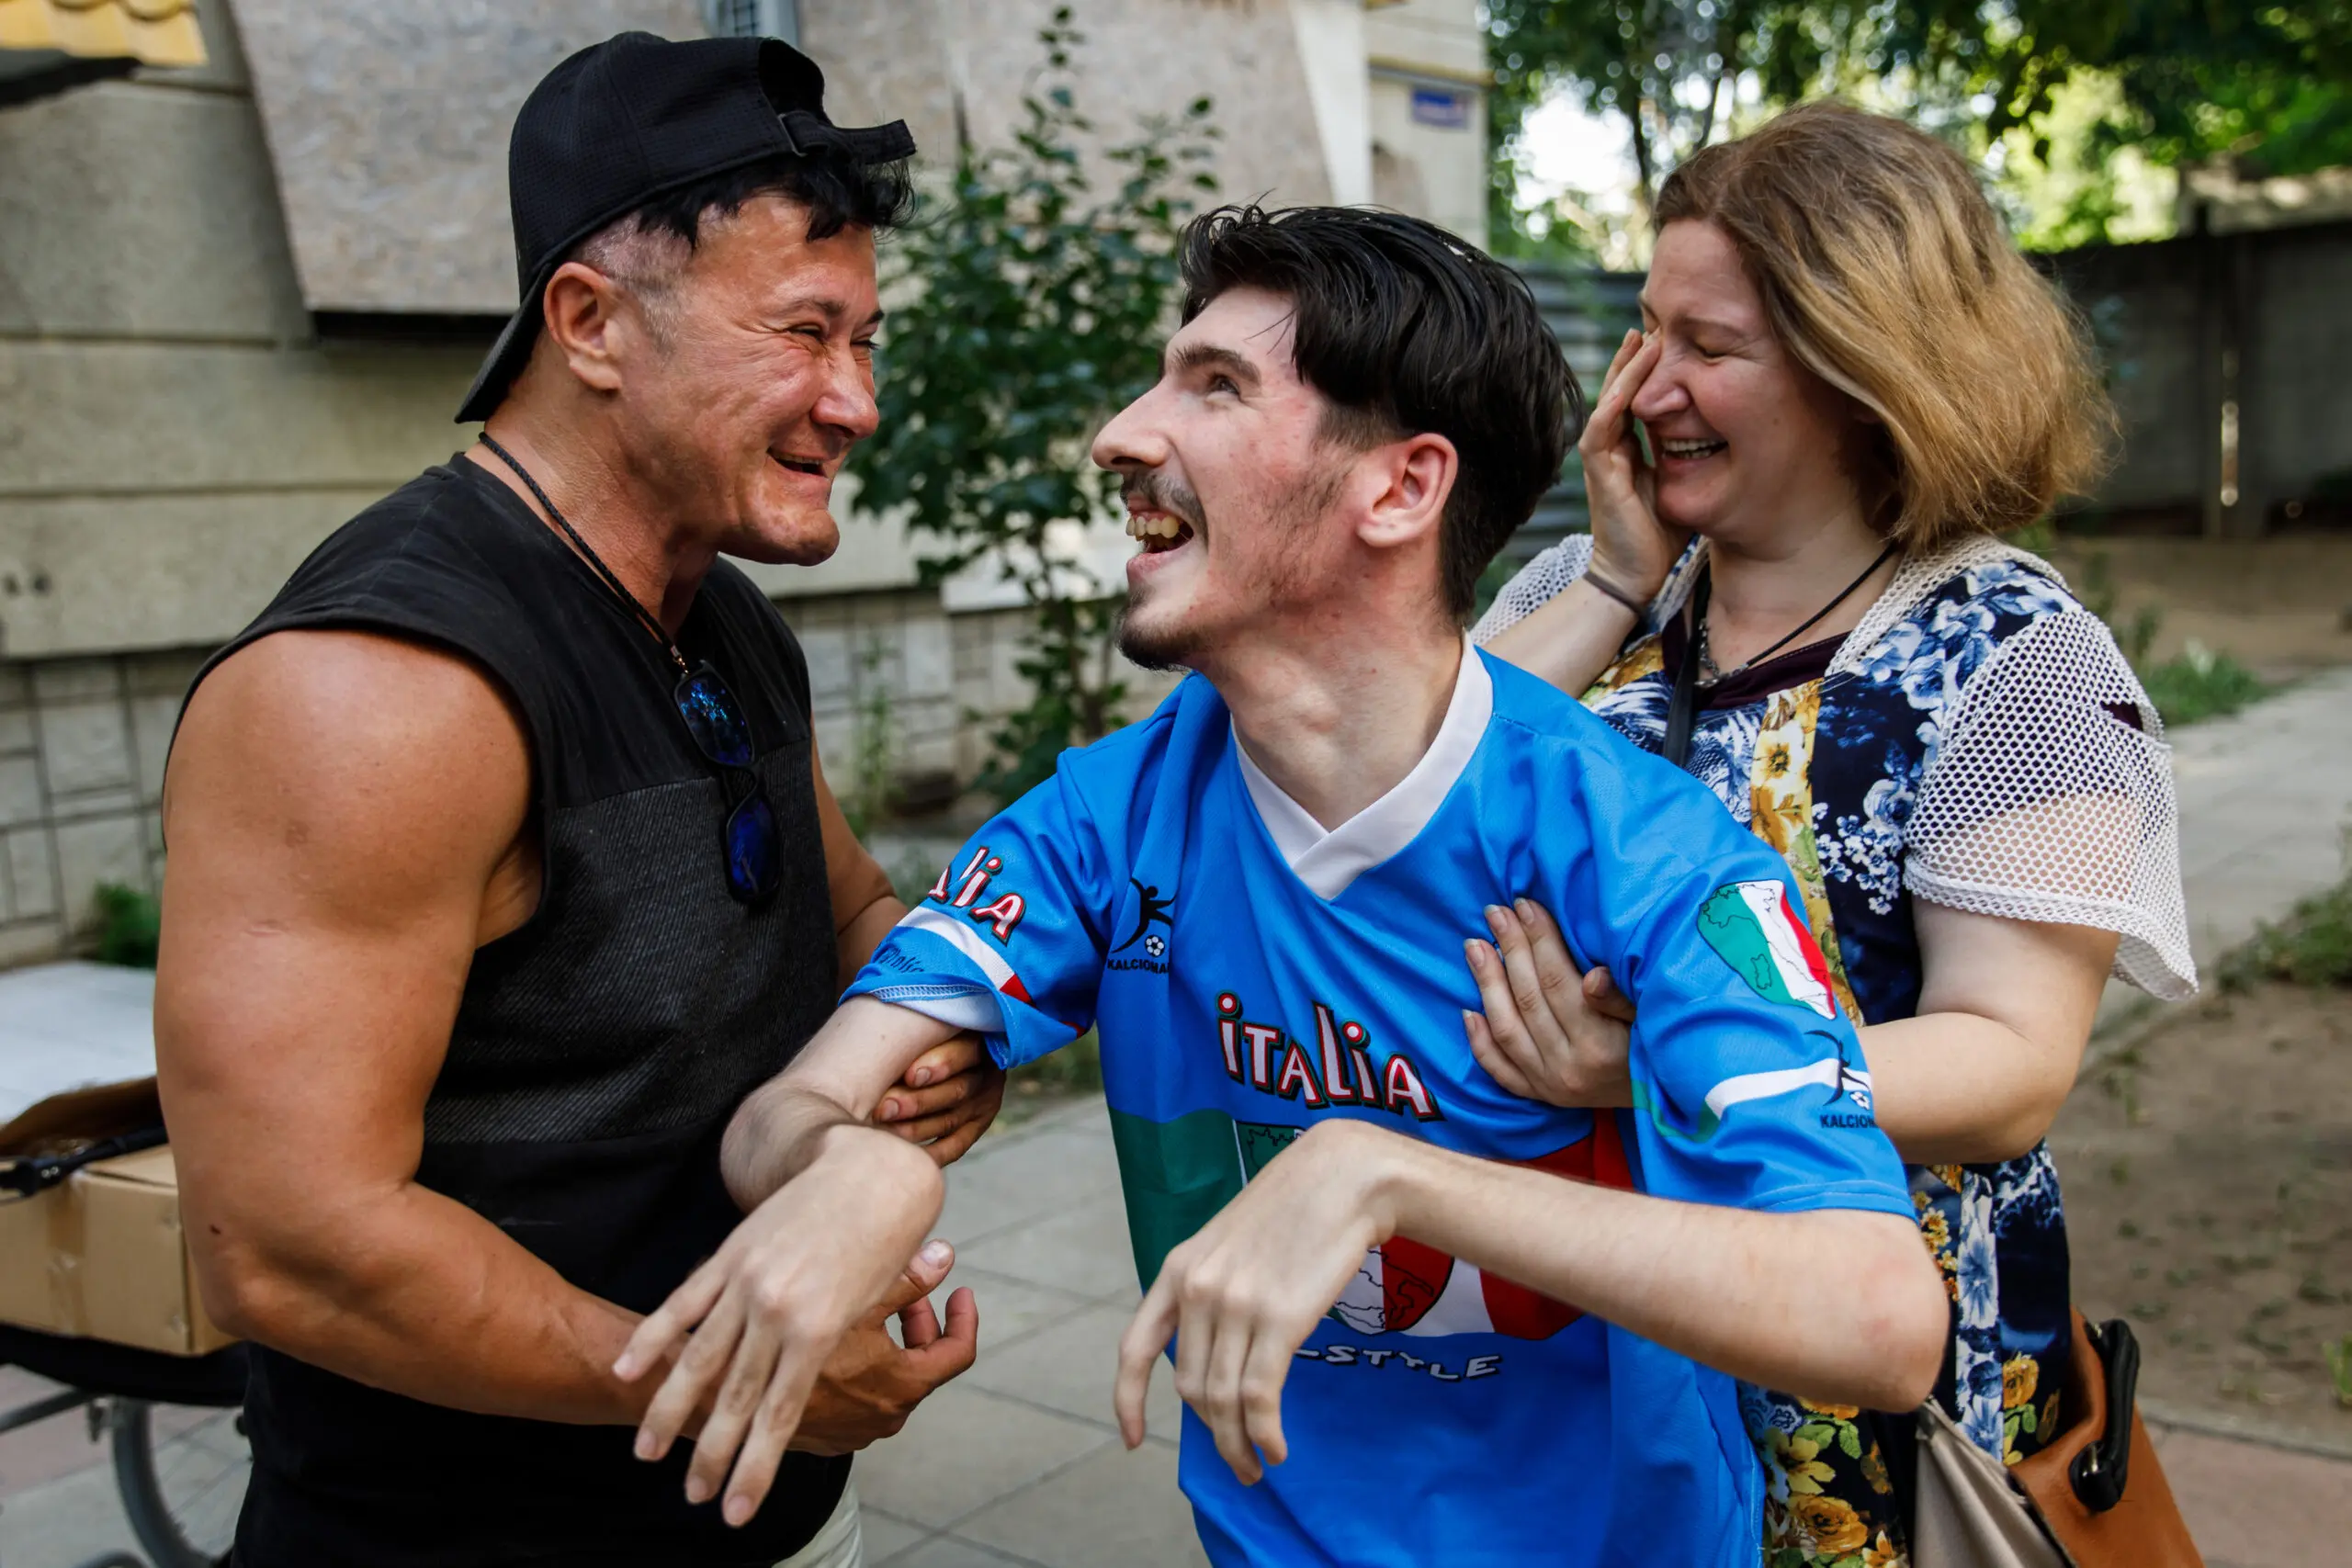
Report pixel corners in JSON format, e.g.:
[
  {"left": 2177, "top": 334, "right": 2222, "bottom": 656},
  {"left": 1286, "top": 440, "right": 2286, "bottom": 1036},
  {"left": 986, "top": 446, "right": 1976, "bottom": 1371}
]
[
  {"left": 478, "top": 432, "right": 690, "bottom": 677},
  {"left": 1696, "top": 542, "right": 1898, "bottom": 686},
  {"left": 1663, "top": 542, "right": 1898, "bottom": 767},
  {"left": 474, "top": 433, "right": 785, "bottom": 907}
]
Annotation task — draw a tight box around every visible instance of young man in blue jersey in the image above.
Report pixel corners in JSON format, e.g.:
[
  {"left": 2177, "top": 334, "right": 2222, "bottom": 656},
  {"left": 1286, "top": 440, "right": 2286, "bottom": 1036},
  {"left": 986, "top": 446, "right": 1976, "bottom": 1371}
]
[{"left": 614, "top": 206, "right": 1948, "bottom": 1564}]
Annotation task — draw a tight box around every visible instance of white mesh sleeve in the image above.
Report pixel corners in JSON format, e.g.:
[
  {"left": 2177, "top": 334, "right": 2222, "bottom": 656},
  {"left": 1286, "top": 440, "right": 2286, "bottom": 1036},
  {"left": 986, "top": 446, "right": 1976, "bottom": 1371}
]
[
  {"left": 1471, "top": 535, "right": 1596, "bottom": 645},
  {"left": 1903, "top": 610, "right": 2196, "bottom": 998}
]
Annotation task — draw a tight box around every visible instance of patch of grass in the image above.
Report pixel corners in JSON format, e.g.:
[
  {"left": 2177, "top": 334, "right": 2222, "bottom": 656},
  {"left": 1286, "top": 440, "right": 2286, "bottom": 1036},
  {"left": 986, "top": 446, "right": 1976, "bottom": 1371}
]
[
  {"left": 2140, "top": 639, "right": 2271, "bottom": 728},
  {"left": 2220, "top": 871, "right": 2352, "bottom": 991},
  {"left": 2074, "top": 551, "right": 2267, "bottom": 728},
  {"left": 91, "top": 883, "right": 159, "bottom": 968},
  {"left": 2327, "top": 1336, "right": 2352, "bottom": 1408}
]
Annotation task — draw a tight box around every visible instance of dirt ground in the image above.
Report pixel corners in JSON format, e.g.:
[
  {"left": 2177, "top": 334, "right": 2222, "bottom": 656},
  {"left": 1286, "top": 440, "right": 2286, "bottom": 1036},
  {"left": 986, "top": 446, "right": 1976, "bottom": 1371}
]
[
  {"left": 2045, "top": 535, "right": 2352, "bottom": 680},
  {"left": 2052, "top": 980, "right": 2352, "bottom": 1446}
]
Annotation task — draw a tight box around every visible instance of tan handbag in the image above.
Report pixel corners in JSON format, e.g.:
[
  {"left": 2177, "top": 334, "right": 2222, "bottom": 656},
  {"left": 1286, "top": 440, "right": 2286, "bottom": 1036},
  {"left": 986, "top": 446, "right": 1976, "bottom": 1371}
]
[{"left": 1913, "top": 1314, "right": 2202, "bottom": 1568}]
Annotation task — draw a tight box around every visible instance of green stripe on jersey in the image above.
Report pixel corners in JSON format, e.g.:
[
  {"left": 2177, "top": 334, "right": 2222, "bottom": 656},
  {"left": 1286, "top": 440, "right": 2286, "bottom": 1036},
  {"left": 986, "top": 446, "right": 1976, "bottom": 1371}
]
[{"left": 1106, "top": 1108, "right": 1302, "bottom": 1288}]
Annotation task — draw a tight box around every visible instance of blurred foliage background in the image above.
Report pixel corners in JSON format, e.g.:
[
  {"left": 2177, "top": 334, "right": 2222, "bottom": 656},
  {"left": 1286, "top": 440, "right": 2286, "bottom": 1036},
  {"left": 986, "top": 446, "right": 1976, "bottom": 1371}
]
[{"left": 1484, "top": 3, "right": 2352, "bottom": 264}]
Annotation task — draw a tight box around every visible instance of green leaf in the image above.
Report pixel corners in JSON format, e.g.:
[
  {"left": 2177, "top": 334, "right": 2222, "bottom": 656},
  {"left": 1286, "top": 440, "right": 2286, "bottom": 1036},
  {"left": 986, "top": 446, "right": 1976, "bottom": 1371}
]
[{"left": 1838, "top": 1423, "right": 1861, "bottom": 1459}]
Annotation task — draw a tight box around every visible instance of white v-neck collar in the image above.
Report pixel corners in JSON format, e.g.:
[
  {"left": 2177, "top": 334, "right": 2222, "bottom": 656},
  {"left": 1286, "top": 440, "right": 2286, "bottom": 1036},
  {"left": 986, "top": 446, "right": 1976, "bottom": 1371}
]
[{"left": 1231, "top": 638, "right": 1494, "bottom": 900}]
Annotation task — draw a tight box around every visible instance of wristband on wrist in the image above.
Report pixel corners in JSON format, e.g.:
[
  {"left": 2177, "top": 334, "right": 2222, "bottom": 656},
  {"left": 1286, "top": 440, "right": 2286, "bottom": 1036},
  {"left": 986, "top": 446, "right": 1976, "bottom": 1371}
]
[{"left": 1581, "top": 563, "right": 1651, "bottom": 621}]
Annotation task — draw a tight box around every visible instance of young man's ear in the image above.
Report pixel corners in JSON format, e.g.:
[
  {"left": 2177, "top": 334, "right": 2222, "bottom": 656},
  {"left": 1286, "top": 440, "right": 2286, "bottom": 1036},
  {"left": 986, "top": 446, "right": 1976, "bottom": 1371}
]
[
  {"left": 539, "top": 263, "right": 630, "bottom": 395},
  {"left": 1359, "top": 433, "right": 1458, "bottom": 551}
]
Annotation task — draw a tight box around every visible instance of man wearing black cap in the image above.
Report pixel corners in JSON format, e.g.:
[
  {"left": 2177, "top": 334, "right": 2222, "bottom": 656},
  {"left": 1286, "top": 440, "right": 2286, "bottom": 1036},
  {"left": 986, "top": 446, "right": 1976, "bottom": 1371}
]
[{"left": 156, "top": 33, "right": 993, "bottom": 1566}]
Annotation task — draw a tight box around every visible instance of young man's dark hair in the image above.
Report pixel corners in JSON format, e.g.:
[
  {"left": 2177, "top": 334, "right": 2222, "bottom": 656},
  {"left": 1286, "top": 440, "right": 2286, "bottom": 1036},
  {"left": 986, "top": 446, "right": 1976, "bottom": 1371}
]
[{"left": 1178, "top": 205, "right": 1583, "bottom": 621}]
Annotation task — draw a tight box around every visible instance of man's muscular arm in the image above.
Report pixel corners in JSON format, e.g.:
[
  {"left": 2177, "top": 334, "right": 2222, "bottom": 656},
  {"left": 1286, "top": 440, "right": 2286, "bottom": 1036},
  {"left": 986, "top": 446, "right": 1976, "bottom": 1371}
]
[{"left": 159, "top": 630, "right": 648, "bottom": 1423}]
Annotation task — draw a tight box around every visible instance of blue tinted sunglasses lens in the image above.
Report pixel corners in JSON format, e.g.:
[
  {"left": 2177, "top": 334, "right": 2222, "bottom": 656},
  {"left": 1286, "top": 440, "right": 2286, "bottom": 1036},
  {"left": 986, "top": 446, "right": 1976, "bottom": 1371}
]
[
  {"left": 674, "top": 667, "right": 756, "bottom": 769},
  {"left": 725, "top": 791, "right": 780, "bottom": 903}
]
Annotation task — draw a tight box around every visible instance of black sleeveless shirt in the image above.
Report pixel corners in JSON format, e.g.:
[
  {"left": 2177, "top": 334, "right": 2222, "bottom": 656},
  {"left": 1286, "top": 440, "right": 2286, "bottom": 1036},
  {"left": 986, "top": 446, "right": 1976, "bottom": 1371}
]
[{"left": 187, "top": 459, "right": 848, "bottom": 1566}]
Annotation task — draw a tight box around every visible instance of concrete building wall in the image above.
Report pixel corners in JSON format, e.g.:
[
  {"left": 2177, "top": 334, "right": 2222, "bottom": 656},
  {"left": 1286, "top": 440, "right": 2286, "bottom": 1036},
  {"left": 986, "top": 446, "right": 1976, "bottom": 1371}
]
[
  {"left": 1365, "top": 0, "right": 1487, "bottom": 247},
  {"left": 0, "top": 0, "right": 481, "bottom": 666},
  {"left": 0, "top": 650, "right": 200, "bottom": 966},
  {"left": 228, "top": 0, "right": 706, "bottom": 314},
  {"left": 801, "top": 0, "right": 1334, "bottom": 217}
]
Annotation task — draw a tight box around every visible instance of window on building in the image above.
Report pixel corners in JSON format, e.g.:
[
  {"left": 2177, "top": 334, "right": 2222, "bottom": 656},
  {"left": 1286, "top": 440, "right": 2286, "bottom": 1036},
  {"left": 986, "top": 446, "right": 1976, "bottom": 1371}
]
[{"left": 704, "top": 0, "right": 799, "bottom": 47}]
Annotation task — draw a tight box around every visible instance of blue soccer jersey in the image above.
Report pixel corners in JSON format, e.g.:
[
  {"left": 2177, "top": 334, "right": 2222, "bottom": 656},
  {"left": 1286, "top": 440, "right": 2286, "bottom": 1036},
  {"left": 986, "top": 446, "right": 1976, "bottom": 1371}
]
[{"left": 845, "top": 645, "right": 1913, "bottom": 1567}]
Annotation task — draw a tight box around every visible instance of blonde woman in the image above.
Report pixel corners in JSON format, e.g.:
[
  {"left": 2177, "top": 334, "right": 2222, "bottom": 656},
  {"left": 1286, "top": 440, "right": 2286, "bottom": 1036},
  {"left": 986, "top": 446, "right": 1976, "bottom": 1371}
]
[{"left": 1466, "top": 103, "right": 2194, "bottom": 1566}]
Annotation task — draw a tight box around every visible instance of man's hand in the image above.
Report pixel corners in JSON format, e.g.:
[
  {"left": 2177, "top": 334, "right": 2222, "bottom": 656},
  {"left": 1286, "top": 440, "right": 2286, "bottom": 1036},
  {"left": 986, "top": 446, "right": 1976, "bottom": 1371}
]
[
  {"left": 616, "top": 1128, "right": 943, "bottom": 1527},
  {"left": 792, "top": 1238, "right": 978, "bottom": 1455},
  {"left": 875, "top": 1035, "right": 1007, "bottom": 1166},
  {"left": 1113, "top": 1121, "right": 1400, "bottom": 1485}
]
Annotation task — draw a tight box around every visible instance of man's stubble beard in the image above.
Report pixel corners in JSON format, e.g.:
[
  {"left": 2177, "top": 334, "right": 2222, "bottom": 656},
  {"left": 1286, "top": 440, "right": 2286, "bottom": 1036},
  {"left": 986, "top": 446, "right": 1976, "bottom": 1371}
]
[
  {"left": 1114, "top": 466, "right": 1207, "bottom": 671},
  {"left": 1114, "top": 463, "right": 1344, "bottom": 672}
]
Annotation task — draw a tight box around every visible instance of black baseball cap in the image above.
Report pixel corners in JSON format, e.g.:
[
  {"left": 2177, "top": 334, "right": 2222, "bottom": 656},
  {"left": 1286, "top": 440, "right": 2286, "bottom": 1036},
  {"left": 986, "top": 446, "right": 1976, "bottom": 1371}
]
[{"left": 456, "top": 31, "right": 915, "bottom": 423}]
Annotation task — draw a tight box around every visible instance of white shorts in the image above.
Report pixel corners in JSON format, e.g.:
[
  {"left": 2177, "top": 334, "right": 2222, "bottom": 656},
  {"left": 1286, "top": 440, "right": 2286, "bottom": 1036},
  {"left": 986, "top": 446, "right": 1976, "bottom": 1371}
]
[{"left": 775, "top": 1478, "right": 863, "bottom": 1568}]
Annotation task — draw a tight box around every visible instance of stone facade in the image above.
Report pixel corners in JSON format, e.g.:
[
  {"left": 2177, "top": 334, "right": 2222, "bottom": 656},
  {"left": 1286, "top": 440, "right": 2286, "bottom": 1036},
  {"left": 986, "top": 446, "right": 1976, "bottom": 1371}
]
[{"left": 0, "top": 648, "right": 200, "bottom": 964}]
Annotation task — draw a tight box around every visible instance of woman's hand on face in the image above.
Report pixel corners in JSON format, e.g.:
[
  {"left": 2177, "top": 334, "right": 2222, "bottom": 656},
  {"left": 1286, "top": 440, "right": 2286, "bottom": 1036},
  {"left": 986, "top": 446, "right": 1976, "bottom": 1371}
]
[
  {"left": 1464, "top": 899, "right": 1638, "bottom": 1109},
  {"left": 1580, "top": 329, "right": 1689, "bottom": 600}
]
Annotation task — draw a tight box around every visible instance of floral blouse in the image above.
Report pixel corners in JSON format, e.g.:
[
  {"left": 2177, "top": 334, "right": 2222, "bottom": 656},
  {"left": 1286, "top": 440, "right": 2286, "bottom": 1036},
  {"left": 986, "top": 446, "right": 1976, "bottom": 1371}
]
[{"left": 1476, "top": 536, "right": 2193, "bottom": 1568}]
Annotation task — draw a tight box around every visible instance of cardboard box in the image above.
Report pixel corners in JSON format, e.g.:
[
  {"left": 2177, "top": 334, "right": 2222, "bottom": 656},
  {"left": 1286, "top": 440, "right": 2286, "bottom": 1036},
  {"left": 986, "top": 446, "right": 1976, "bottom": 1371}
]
[
  {"left": 0, "top": 962, "right": 235, "bottom": 1356},
  {"left": 0, "top": 1139, "right": 236, "bottom": 1357}
]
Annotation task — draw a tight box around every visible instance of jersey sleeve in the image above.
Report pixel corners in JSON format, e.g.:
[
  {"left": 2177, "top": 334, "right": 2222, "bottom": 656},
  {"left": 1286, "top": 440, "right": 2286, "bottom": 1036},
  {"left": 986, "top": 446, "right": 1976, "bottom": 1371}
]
[
  {"left": 842, "top": 762, "right": 1120, "bottom": 1072},
  {"left": 1552, "top": 744, "right": 1915, "bottom": 1219}
]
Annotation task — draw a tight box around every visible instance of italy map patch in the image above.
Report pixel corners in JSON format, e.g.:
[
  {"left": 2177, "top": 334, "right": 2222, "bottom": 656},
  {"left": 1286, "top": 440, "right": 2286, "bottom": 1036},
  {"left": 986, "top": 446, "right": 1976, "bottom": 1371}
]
[{"left": 1697, "top": 880, "right": 1838, "bottom": 1018}]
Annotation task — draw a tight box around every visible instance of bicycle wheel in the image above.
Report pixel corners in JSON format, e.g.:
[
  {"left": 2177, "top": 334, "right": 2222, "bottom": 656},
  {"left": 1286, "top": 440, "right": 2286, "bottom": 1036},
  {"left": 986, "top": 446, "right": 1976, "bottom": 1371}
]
[{"left": 109, "top": 1398, "right": 249, "bottom": 1568}]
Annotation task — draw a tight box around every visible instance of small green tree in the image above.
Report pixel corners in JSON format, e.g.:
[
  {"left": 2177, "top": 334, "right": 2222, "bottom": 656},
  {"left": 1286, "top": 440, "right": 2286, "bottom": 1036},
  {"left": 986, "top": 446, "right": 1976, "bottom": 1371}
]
[{"left": 848, "top": 8, "right": 1216, "bottom": 800}]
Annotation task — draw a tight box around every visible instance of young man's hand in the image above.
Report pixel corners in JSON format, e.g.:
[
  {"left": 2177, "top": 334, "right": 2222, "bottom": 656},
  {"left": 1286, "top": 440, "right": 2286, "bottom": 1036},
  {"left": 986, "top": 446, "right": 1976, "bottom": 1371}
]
[
  {"left": 616, "top": 1128, "right": 944, "bottom": 1526},
  {"left": 1113, "top": 1120, "right": 1404, "bottom": 1485}
]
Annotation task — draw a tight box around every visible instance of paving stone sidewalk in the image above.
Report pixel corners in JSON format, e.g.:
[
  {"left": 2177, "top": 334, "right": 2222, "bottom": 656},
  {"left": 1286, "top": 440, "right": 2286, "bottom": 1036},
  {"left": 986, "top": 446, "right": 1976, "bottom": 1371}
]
[
  {"left": 844, "top": 1098, "right": 1205, "bottom": 1568},
  {"left": 2098, "top": 665, "right": 2352, "bottom": 1031}
]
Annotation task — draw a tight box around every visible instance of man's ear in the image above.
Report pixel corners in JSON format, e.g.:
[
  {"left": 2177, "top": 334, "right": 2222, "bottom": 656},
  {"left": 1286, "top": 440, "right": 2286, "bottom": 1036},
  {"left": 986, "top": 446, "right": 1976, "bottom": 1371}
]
[
  {"left": 1359, "top": 432, "right": 1457, "bottom": 552},
  {"left": 539, "top": 262, "right": 631, "bottom": 395}
]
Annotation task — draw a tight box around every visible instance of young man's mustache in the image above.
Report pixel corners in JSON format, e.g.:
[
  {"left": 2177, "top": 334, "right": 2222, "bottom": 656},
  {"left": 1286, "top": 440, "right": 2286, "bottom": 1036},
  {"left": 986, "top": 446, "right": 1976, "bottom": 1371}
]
[{"left": 1122, "top": 471, "right": 1206, "bottom": 532}]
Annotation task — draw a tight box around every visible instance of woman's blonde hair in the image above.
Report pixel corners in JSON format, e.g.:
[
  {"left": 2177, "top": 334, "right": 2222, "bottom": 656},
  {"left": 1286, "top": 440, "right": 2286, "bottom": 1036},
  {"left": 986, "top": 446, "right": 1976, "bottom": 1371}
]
[{"left": 1655, "top": 101, "right": 2114, "bottom": 547}]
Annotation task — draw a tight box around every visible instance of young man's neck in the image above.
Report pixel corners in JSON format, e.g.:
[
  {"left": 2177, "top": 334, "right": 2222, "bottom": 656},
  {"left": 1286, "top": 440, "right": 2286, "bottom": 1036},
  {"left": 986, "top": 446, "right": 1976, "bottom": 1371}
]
[
  {"left": 1208, "top": 619, "right": 1465, "bottom": 834},
  {"left": 469, "top": 407, "right": 718, "bottom": 637}
]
